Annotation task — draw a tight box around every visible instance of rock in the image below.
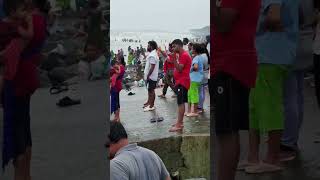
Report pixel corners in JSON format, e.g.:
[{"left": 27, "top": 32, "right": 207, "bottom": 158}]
[
  {"left": 41, "top": 53, "right": 66, "bottom": 71},
  {"left": 62, "top": 54, "right": 80, "bottom": 66},
  {"left": 48, "top": 64, "right": 79, "bottom": 84},
  {"left": 49, "top": 44, "right": 67, "bottom": 56}
]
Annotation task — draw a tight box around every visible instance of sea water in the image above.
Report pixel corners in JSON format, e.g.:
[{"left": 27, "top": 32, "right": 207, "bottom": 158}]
[{"left": 110, "top": 30, "right": 203, "bottom": 61}]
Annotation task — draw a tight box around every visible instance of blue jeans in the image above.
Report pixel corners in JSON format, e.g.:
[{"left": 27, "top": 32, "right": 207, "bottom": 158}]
[
  {"left": 282, "top": 70, "right": 304, "bottom": 149},
  {"left": 198, "top": 84, "right": 206, "bottom": 109}
]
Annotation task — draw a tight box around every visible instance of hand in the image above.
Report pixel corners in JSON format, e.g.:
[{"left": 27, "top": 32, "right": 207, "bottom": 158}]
[
  {"left": 25, "top": 13, "right": 33, "bottom": 25},
  {"left": 216, "top": 0, "right": 222, "bottom": 7}
]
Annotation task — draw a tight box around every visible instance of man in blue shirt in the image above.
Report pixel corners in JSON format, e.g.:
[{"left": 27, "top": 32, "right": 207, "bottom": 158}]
[{"left": 242, "top": 0, "right": 300, "bottom": 173}]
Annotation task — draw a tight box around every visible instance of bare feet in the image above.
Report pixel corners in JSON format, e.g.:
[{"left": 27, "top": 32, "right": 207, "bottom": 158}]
[{"left": 169, "top": 124, "right": 184, "bottom": 132}]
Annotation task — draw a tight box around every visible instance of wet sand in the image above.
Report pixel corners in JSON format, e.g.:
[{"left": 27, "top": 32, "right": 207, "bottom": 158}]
[{"left": 119, "top": 86, "right": 210, "bottom": 142}]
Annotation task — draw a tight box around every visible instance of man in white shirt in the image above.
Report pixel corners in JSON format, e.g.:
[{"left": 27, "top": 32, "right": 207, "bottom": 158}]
[{"left": 143, "top": 41, "right": 160, "bottom": 111}]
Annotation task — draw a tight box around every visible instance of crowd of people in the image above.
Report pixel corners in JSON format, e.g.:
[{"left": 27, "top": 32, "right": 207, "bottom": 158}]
[
  {"left": 109, "top": 37, "right": 210, "bottom": 132},
  {"left": 108, "top": 0, "right": 320, "bottom": 179},
  {"left": 212, "top": 0, "right": 319, "bottom": 180}
]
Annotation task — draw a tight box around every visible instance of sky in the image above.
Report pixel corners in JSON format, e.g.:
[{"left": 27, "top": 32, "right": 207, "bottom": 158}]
[{"left": 110, "top": 0, "right": 210, "bottom": 32}]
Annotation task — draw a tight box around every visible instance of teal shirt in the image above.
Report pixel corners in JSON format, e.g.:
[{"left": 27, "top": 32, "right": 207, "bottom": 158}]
[{"left": 190, "top": 55, "right": 204, "bottom": 83}]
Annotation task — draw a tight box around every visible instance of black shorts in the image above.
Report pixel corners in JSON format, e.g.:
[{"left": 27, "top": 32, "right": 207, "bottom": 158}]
[
  {"left": 13, "top": 96, "right": 32, "bottom": 155},
  {"left": 146, "top": 80, "right": 157, "bottom": 91},
  {"left": 210, "top": 72, "right": 250, "bottom": 134},
  {"left": 176, "top": 85, "right": 188, "bottom": 105}
]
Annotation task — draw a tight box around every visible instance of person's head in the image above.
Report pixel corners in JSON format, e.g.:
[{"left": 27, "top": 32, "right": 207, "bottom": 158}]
[
  {"left": 106, "top": 121, "right": 129, "bottom": 159},
  {"left": 201, "top": 43, "right": 210, "bottom": 58},
  {"left": 183, "top": 38, "right": 189, "bottom": 45},
  {"left": 192, "top": 43, "right": 202, "bottom": 56},
  {"left": 3, "top": 0, "right": 27, "bottom": 19},
  {"left": 119, "top": 56, "right": 126, "bottom": 66},
  {"left": 147, "top": 40, "right": 158, "bottom": 52},
  {"left": 188, "top": 43, "right": 193, "bottom": 51},
  {"left": 168, "top": 43, "right": 173, "bottom": 52},
  {"left": 171, "top": 39, "right": 183, "bottom": 53},
  {"left": 88, "top": 0, "right": 100, "bottom": 9},
  {"left": 30, "top": 0, "right": 50, "bottom": 14}
]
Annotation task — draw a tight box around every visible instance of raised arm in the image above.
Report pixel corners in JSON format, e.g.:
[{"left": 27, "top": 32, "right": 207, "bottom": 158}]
[{"left": 18, "top": 14, "right": 34, "bottom": 40}]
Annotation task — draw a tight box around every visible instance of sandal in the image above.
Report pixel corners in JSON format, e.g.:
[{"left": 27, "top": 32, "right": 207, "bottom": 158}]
[
  {"left": 245, "top": 162, "right": 283, "bottom": 174},
  {"left": 150, "top": 117, "right": 164, "bottom": 123},
  {"left": 56, "top": 96, "right": 81, "bottom": 107}
]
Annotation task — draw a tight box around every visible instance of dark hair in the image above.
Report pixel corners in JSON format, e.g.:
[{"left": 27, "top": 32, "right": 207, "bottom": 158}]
[
  {"left": 120, "top": 56, "right": 126, "bottom": 66},
  {"left": 89, "top": 0, "right": 100, "bottom": 8},
  {"left": 148, "top": 41, "right": 158, "bottom": 51},
  {"left": 33, "top": 0, "right": 50, "bottom": 14},
  {"left": 188, "top": 42, "right": 193, "bottom": 47},
  {"left": 183, "top": 38, "right": 189, "bottom": 45},
  {"left": 110, "top": 121, "right": 128, "bottom": 143},
  {"left": 3, "top": 0, "right": 24, "bottom": 16},
  {"left": 201, "top": 43, "right": 210, "bottom": 59},
  {"left": 192, "top": 43, "right": 202, "bottom": 54},
  {"left": 171, "top": 39, "right": 183, "bottom": 47}
]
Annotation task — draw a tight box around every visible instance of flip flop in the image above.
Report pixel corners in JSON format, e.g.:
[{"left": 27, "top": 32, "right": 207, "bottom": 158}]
[
  {"left": 245, "top": 163, "right": 283, "bottom": 174},
  {"left": 56, "top": 96, "right": 81, "bottom": 107},
  {"left": 128, "top": 92, "right": 135, "bottom": 96},
  {"left": 157, "top": 117, "right": 164, "bottom": 122},
  {"left": 150, "top": 117, "right": 157, "bottom": 123},
  {"left": 169, "top": 126, "right": 183, "bottom": 132}
]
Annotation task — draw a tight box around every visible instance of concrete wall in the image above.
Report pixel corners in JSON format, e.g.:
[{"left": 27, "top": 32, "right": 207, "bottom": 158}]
[{"left": 138, "top": 134, "right": 210, "bottom": 180}]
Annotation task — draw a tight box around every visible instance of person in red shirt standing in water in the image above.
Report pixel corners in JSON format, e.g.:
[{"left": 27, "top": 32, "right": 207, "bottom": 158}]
[
  {"left": 211, "top": 0, "right": 260, "bottom": 179},
  {"left": 169, "top": 39, "right": 191, "bottom": 132}
]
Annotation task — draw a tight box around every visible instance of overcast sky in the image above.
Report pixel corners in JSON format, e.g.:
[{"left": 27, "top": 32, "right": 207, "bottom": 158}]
[{"left": 110, "top": 0, "right": 210, "bottom": 32}]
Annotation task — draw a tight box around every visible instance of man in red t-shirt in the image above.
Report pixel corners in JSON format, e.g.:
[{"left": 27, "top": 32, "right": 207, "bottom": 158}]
[
  {"left": 211, "top": 0, "right": 260, "bottom": 179},
  {"left": 169, "top": 39, "right": 191, "bottom": 132},
  {"left": 158, "top": 43, "right": 177, "bottom": 98}
]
